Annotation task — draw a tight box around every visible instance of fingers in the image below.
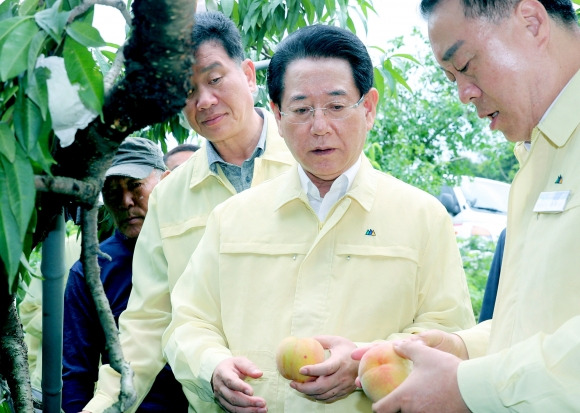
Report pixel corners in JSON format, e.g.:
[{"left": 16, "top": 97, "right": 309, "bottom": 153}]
[
  {"left": 416, "top": 330, "right": 469, "bottom": 359},
  {"left": 351, "top": 346, "right": 371, "bottom": 361},
  {"left": 212, "top": 358, "right": 267, "bottom": 413},
  {"left": 215, "top": 386, "right": 267, "bottom": 413}
]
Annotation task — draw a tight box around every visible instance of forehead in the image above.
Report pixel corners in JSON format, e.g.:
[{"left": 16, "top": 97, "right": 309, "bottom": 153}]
[
  {"left": 427, "top": 0, "right": 476, "bottom": 62},
  {"left": 193, "top": 41, "right": 234, "bottom": 71},
  {"left": 282, "top": 57, "right": 357, "bottom": 101}
]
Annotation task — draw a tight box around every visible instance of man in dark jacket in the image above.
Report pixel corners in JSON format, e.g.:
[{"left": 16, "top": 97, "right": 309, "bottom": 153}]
[{"left": 62, "top": 137, "right": 188, "bottom": 412}]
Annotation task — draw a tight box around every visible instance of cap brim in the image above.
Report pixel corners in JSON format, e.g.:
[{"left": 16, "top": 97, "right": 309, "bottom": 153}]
[{"left": 105, "top": 164, "right": 153, "bottom": 179}]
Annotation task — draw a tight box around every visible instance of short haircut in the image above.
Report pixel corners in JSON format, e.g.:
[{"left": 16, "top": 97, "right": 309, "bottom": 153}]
[
  {"left": 163, "top": 143, "right": 199, "bottom": 165},
  {"left": 192, "top": 11, "right": 244, "bottom": 63},
  {"left": 267, "top": 24, "right": 374, "bottom": 108},
  {"left": 420, "top": 0, "right": 577, "bottom": 26}
]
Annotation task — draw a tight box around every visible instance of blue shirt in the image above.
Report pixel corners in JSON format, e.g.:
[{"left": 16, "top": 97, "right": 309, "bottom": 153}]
[{"left": 62, "top": 230, "right": 187, "bottom": 412}]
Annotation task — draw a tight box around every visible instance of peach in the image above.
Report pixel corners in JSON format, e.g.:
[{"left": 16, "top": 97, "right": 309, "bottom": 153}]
[
  {"left": 358, "top": 342, "right": 412, "bottom": 402},
  {"left": 275, "top": 336, "right": 325, "bottom": 383}
]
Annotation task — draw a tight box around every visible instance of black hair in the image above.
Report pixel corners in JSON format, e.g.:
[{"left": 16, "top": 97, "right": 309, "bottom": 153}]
[
  {"left": 163, "top": 143, "right": 199, "bottom": 165},
  {"left": 267, "top": 24, "right": 374, "bottom": 108},
  {"left": 420, "top": 0, "right": 577, "bottom": 26},
  {"left": 192, "top": 11, "right": 244, "bottom": 62}
]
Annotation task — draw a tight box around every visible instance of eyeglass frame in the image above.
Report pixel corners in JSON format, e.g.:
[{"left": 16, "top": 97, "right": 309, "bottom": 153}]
[{"left": 279, "top": 94, "right": 366, "bottom": 124}]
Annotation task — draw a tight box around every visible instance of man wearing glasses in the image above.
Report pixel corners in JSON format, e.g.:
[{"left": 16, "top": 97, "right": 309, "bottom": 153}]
[{"left": 163, "top": 24, "right": 475, "bottom": 413}]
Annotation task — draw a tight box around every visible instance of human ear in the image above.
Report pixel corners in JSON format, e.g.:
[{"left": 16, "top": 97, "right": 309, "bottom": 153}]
[
  {"left": 269, "top": 101, "right": 284, "bottom": 135},
  {"left": 241, "top": 58, "right": 258, "bottom": 92},
  {"left": 363, "top": 88, "right": 379, "bottom": 130},
  {"left": 517, "top": 0, "right": 549, "bottom": 40}
]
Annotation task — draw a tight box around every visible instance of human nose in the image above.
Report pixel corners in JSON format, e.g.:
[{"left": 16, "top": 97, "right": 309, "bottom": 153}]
[
  {"left": 119, "top": 189, "right": 135, "bottom": 209},
  {"left": 310, "top": 108, "right": 331, "bottom": 134},
  {"left": 195, "top": 86, "right": 218, "bottom": 110},
  {"left": 456, "top": 76, "right": 481, "bottom": 104}
]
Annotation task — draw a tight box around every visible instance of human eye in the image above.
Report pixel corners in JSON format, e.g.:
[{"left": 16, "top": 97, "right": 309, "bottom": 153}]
[
  {"left": 442, "top": 69, "right": 456, "bottom": 83},
  {"left": 128, "top": 180, "right": 143, "bottom": 192},
  {"left": 209, "top": 76, "right": 223, "bottom": 85},
  {"left": 326, "top": 102, "right": 347, "bottom": 112},
  {"left": 458, "top": 61, "right": 470, "bottom": 74},
  {"left": 290, "top": 105, "right": 312, "bottom": 116}
]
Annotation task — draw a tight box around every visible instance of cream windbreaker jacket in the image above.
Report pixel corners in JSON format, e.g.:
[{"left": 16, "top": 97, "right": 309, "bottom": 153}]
[
  {"left": 164, "top": 157, "right": 476, "bottom": 413},
  {"left": 85, "top": 110, "right": 295, "bottom": 413},
  {"left": 456, "top": 69, "right": 580, "bottom": 411}
]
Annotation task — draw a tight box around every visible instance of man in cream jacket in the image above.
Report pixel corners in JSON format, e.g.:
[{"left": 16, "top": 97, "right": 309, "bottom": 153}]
[{"left": 164, "top": 24, "right": 475, "bottom": 413}]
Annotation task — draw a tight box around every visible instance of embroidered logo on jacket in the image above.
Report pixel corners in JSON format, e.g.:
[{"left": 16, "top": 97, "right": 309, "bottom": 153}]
[
  {"left": 365, "top": 229, "right": 376, "bottom": 236},
  {"left": 555, "top": 174, "right": 563, "bottom": 184}
]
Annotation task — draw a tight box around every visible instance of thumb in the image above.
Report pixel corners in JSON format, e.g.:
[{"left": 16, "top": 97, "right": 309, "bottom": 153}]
[
  {"left": 392, "top": 338, "right": 427, "bottom": 362},
  {"left": 351, "top": 346, "right": 371, "bottom": 361},
  {"left": 234, "top": 357, "right": 263, "bottom": 379}
]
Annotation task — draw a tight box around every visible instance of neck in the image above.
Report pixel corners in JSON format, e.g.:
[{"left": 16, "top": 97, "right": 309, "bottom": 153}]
[{"left": 213, "top": 109, "right": 263, "bottom": 166}]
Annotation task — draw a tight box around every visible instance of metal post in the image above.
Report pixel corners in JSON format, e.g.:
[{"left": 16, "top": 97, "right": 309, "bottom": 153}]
[{"left": 40, "top": 212, "right": 65, "bottom": 413}]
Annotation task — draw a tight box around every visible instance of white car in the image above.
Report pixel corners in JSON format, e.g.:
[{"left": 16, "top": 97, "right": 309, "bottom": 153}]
[{"left": 437, "top": 176, "right": 510, "bottom": 242}]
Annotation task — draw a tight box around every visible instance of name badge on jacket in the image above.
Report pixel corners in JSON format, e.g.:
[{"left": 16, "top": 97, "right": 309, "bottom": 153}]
[{"left": 533, "top": 190, "right": 571, "bottom": 213}]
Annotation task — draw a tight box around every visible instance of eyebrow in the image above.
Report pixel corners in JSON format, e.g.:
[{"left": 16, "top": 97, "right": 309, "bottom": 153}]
[
  {"left": 442, "top": 40, "right": 464, "bottom": 62},
  {"left": 199, "top": 62, "right": 222, "bottom": 74},
  {"left": 287, "top": 90, "right": 348, "bottom": 103}
]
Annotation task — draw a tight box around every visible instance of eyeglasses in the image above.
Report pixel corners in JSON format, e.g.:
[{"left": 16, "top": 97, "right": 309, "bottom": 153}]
[{"left": 280, "top": 94, "right": 365, "bottom": 124}]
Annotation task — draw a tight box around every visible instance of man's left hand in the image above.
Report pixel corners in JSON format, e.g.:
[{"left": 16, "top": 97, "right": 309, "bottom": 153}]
[{"left": 368, "top": 339, "right": 470, "bottom": 413}]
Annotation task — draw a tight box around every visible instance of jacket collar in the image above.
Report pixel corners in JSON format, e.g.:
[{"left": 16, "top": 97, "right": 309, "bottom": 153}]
[
  {"left": 187, "top": 109, "right": 292, "bottom": 190},
  {"left": 536, "top": 68, "right": 580, "bottom": 148},
  {"left": 274, "top": 155, "right": 377, "bottom": 213}
]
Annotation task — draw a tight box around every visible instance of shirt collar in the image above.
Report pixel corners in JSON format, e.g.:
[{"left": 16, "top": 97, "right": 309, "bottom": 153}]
[
  {"left": 207, "top": 108, "right": 267, "bottom": 172},
  {"left": 297, "top": 155, "right": 362, "bottom": 200}
]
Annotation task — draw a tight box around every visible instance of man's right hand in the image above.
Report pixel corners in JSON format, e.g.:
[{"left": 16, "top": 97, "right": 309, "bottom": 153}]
[{"left": 212, "top": 357, "right": 268, "bottom": 413}]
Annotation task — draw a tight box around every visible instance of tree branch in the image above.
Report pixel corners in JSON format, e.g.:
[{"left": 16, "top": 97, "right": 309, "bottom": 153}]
[
  {"left": 0, "top": 299, "right": 32, "bottom": 413},
  {"left": 68, "top": 0, "right": 131, "bottom": 25},
  {"left": 80, "top": 208, "right": 136, "bottom": 412},
  {"left": 35, "top": 175, "right": 100, "bottom": 206}
]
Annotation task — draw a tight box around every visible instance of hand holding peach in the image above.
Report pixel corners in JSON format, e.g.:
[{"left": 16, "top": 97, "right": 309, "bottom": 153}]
[
  {"left": 357, "top": 341, "right": 412, "bottom": 402},
  {"left": 275, "top": 336, "right": 325, "bottom": 383}
]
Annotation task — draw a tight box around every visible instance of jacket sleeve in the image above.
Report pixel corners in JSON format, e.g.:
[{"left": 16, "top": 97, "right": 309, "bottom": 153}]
[
  {"left": 62, "top": 264, "right": 102, "bottom": 413},
  {"left": 387, "top": 205, "right": 475, "bottom": 341},
  {"left": 163, "top": 208, "right": 232, "bottom": 402},
  {"left": 84, "top": 191, "right": 171, "bottom": 412},
  {"left": 458, "top": 314, "right": 580, "bottom": 411}
]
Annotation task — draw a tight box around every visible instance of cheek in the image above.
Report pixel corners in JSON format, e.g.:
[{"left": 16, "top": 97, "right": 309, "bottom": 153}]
[{"left": 183, "top": 101, "right": 197, "bottom": 126}]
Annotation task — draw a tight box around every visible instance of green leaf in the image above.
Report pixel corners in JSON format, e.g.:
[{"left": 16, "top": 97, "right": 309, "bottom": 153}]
[
  {"left": 27, "top": 30, "right": 48, "bottom": 74},
  {"left": 18, "top": 0, "right": 40, "bottom": 16},
  {"left": 64, "top": 36, "right": 104, "bottom": 116},
  {"left": 0, "top": 122, "right": 16, "bottom": 163},
  {"left": 13, "top": 83, "right": 50, "bottom": 153},
  {"left": 221, "top": 0, "right": 234, "bottom": 17},
  {"left": 0, "top": 18, "right": 37, "bottom": 81},
  {"left": 0, "top": 1, "right": 16, "bottom": 19},
  {"left": 0, "top": 17, "right": 26, "bottom": 45},
  {"left": 26, "top": 65, "right": 50, "bottom": 122},
  {"left": 0, "top": 145, "right": 34, "bottom": 283},
  {"left": 34, "top": 0, "right": 70, "bottom": 43},
  {"left": 66, "top": 20, "right": 106, "bottom": 48}
]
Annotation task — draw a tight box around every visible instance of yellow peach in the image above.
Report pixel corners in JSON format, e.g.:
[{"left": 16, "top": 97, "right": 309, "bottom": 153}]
[
  {"left": 276, "top": 336, "right": 325, "bottom": 383},
  {"left": 358, "top": 342, "right": 412, "bottom": 402}
]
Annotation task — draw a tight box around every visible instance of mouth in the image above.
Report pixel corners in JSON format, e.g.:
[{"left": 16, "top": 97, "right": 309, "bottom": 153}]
[
  {"left": 201, "top": 113, "right": 226, "bottom": 126},
  {"left": 312, "top": 148, "right": 335, "bottom": 155},
  {"left": 488, "top": 111, "right": 499, "bottom": 129},
  {"left": 123, "top": 216, "right": 143, "bottom": 225}
]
